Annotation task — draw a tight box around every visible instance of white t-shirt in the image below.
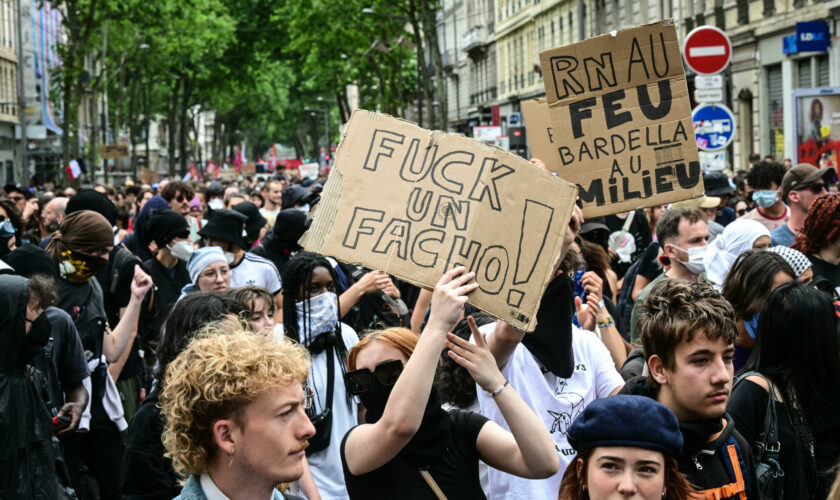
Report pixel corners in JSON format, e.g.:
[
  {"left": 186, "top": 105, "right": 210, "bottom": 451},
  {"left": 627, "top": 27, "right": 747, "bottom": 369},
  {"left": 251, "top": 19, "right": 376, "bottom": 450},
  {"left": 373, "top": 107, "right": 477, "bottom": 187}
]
[
  {"left": 274, "top": 322, "right": 359, "bottom": 500},
  {"left": 231, "top": 253, "right": 282, "bottom": 294},
  {"left": 260, "top": 207, "right": 280, "bottom": 227},
  {"left": 476, "top": 325, "right": 624, "bottom": 500}
]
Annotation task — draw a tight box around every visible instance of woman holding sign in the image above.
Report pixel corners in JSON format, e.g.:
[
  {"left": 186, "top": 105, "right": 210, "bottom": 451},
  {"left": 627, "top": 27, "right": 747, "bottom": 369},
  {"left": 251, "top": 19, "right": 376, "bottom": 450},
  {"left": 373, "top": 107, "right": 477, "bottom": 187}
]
[{"left": 340, "top": 267, "right": 559, "bottom": 499}]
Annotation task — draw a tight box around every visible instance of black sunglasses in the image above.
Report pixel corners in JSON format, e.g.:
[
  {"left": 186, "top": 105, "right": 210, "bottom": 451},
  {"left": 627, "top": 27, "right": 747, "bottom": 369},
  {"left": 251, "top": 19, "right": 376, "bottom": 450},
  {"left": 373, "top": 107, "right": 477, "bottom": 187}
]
[
  {"left": 736, "top": 208, "right": 747, "bottom": 216},
  {"left": 795, "top": 182, "right": 826, "bottom": 195},
  {"left": 344, "top": 360, "right": 403, "bottom": 396}
]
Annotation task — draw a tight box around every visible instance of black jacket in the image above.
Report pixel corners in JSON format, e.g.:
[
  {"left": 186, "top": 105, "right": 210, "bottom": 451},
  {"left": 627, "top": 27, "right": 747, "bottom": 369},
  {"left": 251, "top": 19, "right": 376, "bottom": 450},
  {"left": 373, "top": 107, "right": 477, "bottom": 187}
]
[
  {"left": 621, "top": 376, "right": 760, "bottom": 499},
  {"left": 120, "top": 386, "right": 180, "bottom": 500},
  {"left": 0, "top": 275, "right": 60, "bottom": 499}
]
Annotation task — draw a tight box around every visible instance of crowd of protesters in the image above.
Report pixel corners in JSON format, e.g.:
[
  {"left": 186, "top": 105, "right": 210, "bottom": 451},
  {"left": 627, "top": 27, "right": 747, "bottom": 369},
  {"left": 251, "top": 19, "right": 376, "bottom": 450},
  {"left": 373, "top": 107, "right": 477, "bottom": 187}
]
[{"left": 1, "top": 152, "right": 839, "bottom": 500}]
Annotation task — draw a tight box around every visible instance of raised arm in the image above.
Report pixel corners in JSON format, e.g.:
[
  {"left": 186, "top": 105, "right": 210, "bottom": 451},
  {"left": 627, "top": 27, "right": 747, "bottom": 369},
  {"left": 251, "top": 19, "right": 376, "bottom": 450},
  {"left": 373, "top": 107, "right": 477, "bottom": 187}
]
[
  {"left": 103, "top": 265, "right": 152, "bottom": 363},
  {"left": 446, "top": 318, "right": 559, "bottom": 479},
  {"left": 343, "top": 267, "right": 478, "bottom": 476}
]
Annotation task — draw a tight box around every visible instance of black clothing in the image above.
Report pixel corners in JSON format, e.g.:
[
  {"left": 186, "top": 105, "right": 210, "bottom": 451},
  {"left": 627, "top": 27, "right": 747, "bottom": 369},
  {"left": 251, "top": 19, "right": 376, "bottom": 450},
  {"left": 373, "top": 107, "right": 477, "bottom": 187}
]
[
  {"left": 605, "top": 210, "right": 653, "bottom": 279},
  {"left": 716, "top": 206, "right": 736, "bottom": 227},
  {"left": 251, "top": 238, "right": 292, "bottom": 276},
  {"left": 621, "top": 376, "right": 759, "bottom": 499},
  {"left": 619, "top": 347, "right": 646, "bottom": 381},
  {"left": 808, "top": 255, "right": 840, "bottom": 288},
  {"left": 0, "top": 275, "right": 59, "bottom": 499},
  {"left": 56, "top": 277, "right": 107, "bottom": 366},
  {"left": 139, "top": 258, "right": 190, "bottom": 362},
  {"left": 341, "top": 409, "right": 489, "bottom": 500},
  {"left": 728, "top": 379, "right": 815, "bottom": 499},
  {"left": 637, "top": 241, "right": 662, "bottom": 281},
  {"left": 120, "top": 386, "right": 179, "bottom": 500},
  {"left": 522, "top": 273, "right": 575, "bottom": 378}
]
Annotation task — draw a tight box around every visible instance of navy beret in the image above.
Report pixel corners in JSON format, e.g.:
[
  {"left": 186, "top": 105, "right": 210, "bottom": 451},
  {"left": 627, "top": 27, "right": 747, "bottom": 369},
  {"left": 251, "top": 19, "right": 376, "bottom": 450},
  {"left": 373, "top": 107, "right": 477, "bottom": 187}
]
[{"left": 567, "top": 395, "right": 683, "bottom": 458}]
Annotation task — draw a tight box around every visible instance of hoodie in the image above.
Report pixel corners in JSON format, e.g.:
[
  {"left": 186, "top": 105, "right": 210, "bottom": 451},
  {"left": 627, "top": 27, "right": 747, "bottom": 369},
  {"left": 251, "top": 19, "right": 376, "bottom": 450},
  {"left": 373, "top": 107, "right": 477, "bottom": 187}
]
[
  {"left": 0, "top": 275, "right": 59, "bottom": 499},
  {"left": 621, "top": 376, "right": 759, "bottom": 499}
]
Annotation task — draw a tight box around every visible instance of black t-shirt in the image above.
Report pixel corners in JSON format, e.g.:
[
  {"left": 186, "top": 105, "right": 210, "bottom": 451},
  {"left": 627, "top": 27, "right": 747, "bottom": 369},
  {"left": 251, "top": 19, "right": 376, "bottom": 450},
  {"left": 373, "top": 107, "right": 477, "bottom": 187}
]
[
  {"left": 140, "top": 258, "right": 190, "bottom": 344},
  {"left": 728, "top": 379, "right": 814, "bottom": 499},
  {"left": 41, "top": 306, "right": 90, "bottom": 404},
  {"left": 809, "top": 256, "right": 840, "bottom": 288},
  {"left": 341, "top": 409, "right": 489, "bottom": 500},
  {"left": 605, "top": 210, "right": 653, "bottom": 279},
  {"left": 56, "top": 277, "right": 107, "bottom": 362}
]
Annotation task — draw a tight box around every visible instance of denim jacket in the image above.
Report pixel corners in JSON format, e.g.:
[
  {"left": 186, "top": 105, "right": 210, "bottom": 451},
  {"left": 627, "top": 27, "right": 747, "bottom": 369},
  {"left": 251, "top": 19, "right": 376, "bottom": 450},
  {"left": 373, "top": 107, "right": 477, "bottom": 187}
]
[{"left": 174, "top": 475, "right": 287, "bottom": 500}]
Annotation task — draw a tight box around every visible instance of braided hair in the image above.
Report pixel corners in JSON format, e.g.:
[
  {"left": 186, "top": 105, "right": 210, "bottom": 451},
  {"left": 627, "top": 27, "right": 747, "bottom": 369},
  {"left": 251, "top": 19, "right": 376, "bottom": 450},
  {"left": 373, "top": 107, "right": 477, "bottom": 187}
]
[{"left": 792, "top": 194, "right": 840, "bottom": 256}]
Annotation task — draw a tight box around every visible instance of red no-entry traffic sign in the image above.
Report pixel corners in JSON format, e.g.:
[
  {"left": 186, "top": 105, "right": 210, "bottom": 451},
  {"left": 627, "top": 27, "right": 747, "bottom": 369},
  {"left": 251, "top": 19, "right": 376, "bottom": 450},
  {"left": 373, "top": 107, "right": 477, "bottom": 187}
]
[{"left": 683, "top": 26, "right": 732, "bottom": 75}]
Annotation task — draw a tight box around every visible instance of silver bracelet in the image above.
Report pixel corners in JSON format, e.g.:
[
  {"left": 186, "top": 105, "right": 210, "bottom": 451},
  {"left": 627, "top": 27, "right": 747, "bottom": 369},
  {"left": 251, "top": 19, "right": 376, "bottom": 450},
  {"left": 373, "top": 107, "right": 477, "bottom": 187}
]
[{"left": 490, "top": 380, "right": 509, "bottom": 397}]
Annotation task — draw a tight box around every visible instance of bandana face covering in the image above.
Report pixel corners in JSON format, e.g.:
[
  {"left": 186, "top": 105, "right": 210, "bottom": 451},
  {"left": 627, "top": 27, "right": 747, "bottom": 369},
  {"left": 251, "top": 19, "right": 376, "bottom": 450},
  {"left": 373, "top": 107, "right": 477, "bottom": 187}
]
[
  {"left": 295, "top": 292, "right": 339, "bottom": 342},
  {"left": 59, "top": 250, "right": 108, "bottom": 283},
  {"left": 27, "top": 313, "right": 52, "bottom": 347}
]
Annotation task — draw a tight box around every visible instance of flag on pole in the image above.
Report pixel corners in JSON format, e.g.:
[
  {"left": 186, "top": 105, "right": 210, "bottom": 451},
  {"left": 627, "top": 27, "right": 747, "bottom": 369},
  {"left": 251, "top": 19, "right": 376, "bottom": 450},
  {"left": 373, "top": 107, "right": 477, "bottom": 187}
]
[{"left": 66, "top": 159, "right": 81, "bottom": 179}]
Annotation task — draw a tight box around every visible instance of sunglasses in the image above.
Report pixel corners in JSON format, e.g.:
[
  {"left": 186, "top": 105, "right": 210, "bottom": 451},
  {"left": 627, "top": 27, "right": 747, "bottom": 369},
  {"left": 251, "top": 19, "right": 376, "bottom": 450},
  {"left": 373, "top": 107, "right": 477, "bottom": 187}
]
[
  {"left": 9, "top": 195, "right": 24, "bottom": 203},
  {"left": 795, "top": 182, "right": 826, "bottom": 195},
  {"left": 736, "top": 208, "right": 747, "bottom": 216},
  {"left": 175, "top": 194, "right": 186, "bottom": 202},
  {"left": 344, "top": 359, "right": 403, "bottom": 396}
]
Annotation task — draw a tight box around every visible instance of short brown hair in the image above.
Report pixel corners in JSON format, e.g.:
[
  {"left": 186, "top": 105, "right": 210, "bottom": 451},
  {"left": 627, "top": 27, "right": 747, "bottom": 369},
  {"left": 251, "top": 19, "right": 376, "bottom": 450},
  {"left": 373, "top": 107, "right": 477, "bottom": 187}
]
[
  {"left": 655, "top": 207, "right": 703, "bottom": 247},
  {"left": 638, "top": 279, "right": 737, "bottom": 390},
  {"left": 160, "top": 181, "right": 195, "bottom": 203},
  {"left": 160, "top": 322, "right": 310, "bottom": 478}
]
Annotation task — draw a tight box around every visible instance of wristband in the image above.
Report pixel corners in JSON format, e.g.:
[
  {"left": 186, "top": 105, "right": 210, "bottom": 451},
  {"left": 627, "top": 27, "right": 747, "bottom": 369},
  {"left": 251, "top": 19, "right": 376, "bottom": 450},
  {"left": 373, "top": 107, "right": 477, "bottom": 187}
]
[
  {"left": 597, "top": 299, "right": 605, "bottom": 310},
  {"left": 597, "top": 315, "right": 614, "bottom": 328},
  {"left": 490, "top": 380, "right": 509, "bottom": 397}
]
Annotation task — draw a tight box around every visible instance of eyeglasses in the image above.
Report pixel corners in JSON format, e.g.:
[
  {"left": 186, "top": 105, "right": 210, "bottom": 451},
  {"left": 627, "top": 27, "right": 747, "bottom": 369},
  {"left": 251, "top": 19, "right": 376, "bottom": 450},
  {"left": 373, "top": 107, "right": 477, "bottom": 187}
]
[
  {"left": 736, "top": 208, "right": 747, "bottom": 216},
  {"left": 302, "top": 385, "right": 314, "bottom": 410},
  {"left": 199, "top": 267, "right": 230, "bottom": 280},
  {"left": 795, "top": 182, "right": 826, "bottom": 195},
  {"left": 344, "top": 360, "right": 404, "bottom": 396}
]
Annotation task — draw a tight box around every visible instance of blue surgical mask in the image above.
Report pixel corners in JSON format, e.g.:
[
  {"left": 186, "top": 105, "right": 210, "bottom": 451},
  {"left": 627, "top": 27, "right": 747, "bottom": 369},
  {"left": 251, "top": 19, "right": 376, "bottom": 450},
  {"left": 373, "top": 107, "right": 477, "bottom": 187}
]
[
  {"left": 744, "top": 312, "right": 760, "bottom": 339},
  {"left": 752, "top": 190, "right": 778, "bottom": 208}
]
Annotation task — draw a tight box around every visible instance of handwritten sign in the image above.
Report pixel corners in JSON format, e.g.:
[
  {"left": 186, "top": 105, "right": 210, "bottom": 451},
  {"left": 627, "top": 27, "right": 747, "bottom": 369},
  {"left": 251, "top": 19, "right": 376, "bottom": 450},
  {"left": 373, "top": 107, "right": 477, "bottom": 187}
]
[
  {"left": 535, "top": 20, "right": 704, "bottom": 217},
  {"left": 300, "top": 110, "right": 578, "bottom": 331}
]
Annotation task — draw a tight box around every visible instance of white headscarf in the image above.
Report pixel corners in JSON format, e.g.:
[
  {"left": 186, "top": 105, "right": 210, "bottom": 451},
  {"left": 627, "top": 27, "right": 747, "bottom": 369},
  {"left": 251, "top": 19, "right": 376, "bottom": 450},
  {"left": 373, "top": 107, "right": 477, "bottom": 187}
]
[{"left": 703, "top": 219, "right": 771, "bottom": 287}]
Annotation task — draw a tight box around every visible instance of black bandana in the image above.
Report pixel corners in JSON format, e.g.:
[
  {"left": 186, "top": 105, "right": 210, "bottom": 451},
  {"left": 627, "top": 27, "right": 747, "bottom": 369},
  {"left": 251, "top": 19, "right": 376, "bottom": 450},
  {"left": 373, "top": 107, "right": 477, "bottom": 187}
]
[{"left": 521, "top": 273, "right": 575, "bottom": 378}]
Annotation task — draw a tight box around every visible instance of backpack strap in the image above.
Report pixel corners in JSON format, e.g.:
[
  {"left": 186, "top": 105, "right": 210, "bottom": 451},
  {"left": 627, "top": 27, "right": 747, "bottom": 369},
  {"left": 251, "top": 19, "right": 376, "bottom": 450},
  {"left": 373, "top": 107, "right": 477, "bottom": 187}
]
[
  {"left": 733, "top": 371, "right": 781, "bottom": 461},
  {"left": 693, "top": 443, "right": 748, "bottom": 500}
]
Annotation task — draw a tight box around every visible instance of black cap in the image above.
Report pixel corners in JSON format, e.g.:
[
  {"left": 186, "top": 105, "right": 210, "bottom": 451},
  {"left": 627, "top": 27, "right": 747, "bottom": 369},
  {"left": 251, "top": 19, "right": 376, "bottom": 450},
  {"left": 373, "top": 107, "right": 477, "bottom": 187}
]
[
  {"left": 66, "top": 189, "right": 118, "bottom": 226},
  {"left": 703, "top": 172, "right": 736, "bottom": 197},
  {"left": 198, "top": 209, "right": 247, "bottom": 249},
  {"left": 147, "top": 209, "right": 190, "bottom": 248},
  {"left": 4, "top": 243, "right": 58, "bottom": 279},
  {"left": 282, "top": 185, "right": 312, "bottom": 209},
  {"left": 206, "top": 181, "right": 225, "bottom": 198},
  {"left": 580, "top": 216, "right": 610, "bottom": 234},
  {"left": 233, "top": 201, "right": 267, "bottom": 245}
]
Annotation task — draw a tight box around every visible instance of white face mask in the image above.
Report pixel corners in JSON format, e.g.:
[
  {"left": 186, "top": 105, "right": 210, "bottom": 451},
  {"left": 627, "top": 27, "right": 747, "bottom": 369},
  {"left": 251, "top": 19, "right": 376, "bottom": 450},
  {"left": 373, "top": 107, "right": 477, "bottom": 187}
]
[
  {"left": 293, "top": 204, "right": 310, "bottom": 213},
  {"left": 224, "top": 251, "right": 236, "bottom": 264},
  {"left": 671, "top": 244, "right": 707, "bottom": 275},
  {"left": 208, "top": 198, "right": 224, "bottom": 210},
  {"left": 167, "top": 240, "right": 194, "bottom": 261}
]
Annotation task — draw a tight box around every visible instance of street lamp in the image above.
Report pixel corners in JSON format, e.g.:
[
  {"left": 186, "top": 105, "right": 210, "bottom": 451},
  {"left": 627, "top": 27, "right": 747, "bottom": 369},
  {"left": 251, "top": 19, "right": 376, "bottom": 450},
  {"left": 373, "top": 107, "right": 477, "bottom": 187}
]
[{"left": 304, "top": 108, "right": 329, "bottom": 162}]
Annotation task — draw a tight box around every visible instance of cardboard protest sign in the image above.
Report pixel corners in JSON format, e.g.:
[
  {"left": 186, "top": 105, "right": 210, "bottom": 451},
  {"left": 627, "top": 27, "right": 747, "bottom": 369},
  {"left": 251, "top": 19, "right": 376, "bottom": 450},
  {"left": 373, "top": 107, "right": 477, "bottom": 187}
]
[
  {"left": 537, "top": 20, "right": 704, "bottom": 217},
  {"left": 300, "top": 110, "right": 578, "bottom": 331}
]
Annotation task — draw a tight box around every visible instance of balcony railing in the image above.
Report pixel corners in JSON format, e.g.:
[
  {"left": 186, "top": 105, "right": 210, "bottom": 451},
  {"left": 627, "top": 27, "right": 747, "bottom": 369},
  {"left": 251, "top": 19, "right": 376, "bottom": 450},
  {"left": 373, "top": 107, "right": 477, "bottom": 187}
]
[{"left": 462, "top": 26, "right": 489, "bottom": 52}]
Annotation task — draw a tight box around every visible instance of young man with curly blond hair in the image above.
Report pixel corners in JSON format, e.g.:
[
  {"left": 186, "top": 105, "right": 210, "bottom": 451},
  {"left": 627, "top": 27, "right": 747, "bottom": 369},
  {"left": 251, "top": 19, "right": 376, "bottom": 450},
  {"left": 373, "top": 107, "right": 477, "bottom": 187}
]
[{"left": 160, "top": 326, "right": 315, "bottom": 500}]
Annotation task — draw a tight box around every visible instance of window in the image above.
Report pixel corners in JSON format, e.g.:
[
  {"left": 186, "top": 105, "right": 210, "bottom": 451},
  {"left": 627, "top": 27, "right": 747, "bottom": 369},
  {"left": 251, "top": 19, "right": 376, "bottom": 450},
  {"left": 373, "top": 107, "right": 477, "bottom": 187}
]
[
  {"left": 737, "top": 0, "right": 749, "bottom": 24},
  {"left": 767, "top": 64, "right": 783, "bottom": 161},
  {"left": 797, "top": 59, "right": 812, "bottom": 88},
  {"left": 763, "top": 0, "right": 775, "bottom": 17},
  {"left": 817, "top": 54, "right": 830, "bottom": 87}
]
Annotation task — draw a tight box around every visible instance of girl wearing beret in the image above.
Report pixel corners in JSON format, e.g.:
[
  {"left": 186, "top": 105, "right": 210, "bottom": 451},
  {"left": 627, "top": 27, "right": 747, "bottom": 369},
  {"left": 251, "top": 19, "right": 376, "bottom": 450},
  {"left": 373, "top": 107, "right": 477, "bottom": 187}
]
[{"left": 558, "top": 395, "right": 695, "bottom": 500}]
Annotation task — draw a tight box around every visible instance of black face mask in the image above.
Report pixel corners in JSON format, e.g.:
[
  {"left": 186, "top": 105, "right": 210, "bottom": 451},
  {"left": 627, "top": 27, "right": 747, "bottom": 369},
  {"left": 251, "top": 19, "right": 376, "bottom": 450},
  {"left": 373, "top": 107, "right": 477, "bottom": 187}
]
[
  {"left": 521, "top": 273, "right": 575, "bottom": 378},
  {"left": 358, "top": 376, "right": 394, "bottom": 423},
  {"left": 27, "top": 313, "right": 52, "bottom": 347}
]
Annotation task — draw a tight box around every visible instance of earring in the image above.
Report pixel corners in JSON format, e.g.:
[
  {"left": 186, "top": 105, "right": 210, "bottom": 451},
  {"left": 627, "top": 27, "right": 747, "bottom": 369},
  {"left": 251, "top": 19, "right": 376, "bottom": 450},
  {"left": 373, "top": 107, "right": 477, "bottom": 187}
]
[
  {"left": 228, "top": 453, "right": 234, "bottom": 468},
  {"left": 662, "top": 490, "right": 666, "bottom": 498}
]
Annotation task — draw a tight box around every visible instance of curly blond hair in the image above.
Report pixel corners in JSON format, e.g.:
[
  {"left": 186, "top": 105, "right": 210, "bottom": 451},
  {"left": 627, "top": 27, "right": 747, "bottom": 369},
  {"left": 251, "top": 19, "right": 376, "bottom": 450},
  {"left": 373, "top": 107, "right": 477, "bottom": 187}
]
[{"left": 160, "top": 319, "right": 310, "bottom": 479}]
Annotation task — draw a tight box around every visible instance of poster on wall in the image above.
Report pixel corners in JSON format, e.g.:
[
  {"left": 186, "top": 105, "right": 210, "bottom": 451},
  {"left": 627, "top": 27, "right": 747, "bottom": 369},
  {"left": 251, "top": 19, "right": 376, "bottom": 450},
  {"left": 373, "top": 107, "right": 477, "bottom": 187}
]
[{"left": 793, "top": 87, "right": 840, "bottom": 167}]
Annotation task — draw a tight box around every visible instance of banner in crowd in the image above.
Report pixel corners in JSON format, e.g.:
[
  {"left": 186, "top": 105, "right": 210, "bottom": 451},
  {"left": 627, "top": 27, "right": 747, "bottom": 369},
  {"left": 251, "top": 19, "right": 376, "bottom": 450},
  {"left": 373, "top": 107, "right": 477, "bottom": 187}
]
[
  {"left": 534, "top": 20, "right": 704, "bottom": 217},
  {"left": 793, "top": 87, "right": 840, "bottom": 167},
  {"left": 301, "top": 110, "right": 578, "bottom": 331}
]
